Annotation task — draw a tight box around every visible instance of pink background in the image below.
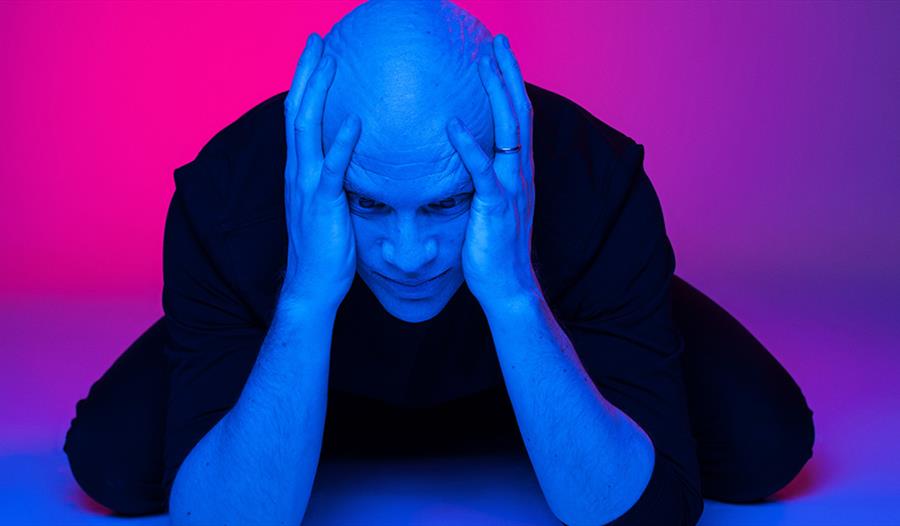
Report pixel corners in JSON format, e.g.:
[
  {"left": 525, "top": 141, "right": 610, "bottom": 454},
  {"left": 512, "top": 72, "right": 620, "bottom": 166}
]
[
  {"left": 1, "top": 2, "right": 899, "bottom": 522},
  {"left": 2, "top": 1, "right": 897, "bottom": 304}
]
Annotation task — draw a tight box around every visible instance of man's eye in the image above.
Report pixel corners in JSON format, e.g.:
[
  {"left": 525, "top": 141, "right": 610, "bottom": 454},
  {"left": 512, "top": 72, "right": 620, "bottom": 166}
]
[
  {"left": 347, "top": 193, "right": 472, "bottom": 213},
  {"left": 356, "top": 197, "right": 384, "bottom": 210},
  {"left": 433, "top": 198, "right": 457, "bottom": 209},
  {"left": 429, "top": 194, "right": 472, "bottom": 211}
]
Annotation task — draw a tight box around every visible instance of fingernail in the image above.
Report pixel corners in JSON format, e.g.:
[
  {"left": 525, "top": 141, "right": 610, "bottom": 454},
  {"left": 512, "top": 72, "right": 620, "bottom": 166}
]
[{"left": 500, "top": 34, "right": 510, "bottom": 50}]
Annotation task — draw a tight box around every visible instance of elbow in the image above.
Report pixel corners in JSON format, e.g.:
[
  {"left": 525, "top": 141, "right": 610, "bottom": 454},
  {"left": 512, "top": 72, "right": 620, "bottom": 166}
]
[
  {"left": 167, "top": 453, "right": 217, "bottom": 526},
  {"left": 551, "top": 432, "right": 657, "bottom": 526},
  {"left": 586, "top": 450, "right": 705, "bottom": 526},
  {"left": 167, "top": 468, "right": 197, "bottom": 526}
]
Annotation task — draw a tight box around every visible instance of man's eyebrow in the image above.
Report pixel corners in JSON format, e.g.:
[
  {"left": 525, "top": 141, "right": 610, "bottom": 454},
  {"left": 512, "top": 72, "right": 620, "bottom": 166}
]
[
  {"left": 342, "top": 178, "right": 368, "bottom": 194},
  {"left": 343, "top": 178, "right": 474, "bottom": 199}
]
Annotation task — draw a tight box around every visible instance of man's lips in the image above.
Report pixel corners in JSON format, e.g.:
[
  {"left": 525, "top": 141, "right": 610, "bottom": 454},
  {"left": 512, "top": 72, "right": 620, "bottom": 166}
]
[{"left": 378, "top": 268, "right": 449, "bottom": 286}]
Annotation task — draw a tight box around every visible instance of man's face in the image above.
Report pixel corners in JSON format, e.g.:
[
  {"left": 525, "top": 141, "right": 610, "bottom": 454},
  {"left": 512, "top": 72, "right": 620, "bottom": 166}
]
[
  {"left": 324, "top": 87, "right": 493, "bottom": 325},
  {"left": 344, "top": 152, "right": 474, "bottom": 323},
  {"left": 318, "top": 0, "right": 495, "bottom": 322}
]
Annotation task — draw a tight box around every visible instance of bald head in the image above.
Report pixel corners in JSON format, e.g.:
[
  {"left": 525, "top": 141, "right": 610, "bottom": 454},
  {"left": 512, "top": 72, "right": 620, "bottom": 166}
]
[{"left": 321, "top": 0, "right": 495, "bottom": 177}]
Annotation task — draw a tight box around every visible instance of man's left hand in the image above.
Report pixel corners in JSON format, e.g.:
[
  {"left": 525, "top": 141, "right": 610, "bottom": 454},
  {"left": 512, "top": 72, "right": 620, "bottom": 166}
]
[{"left": 446, "top": 34, "right": 539, "bottom": 308}]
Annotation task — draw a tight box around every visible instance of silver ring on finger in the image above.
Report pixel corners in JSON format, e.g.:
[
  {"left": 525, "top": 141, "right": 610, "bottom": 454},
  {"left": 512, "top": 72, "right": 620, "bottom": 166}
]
[{"left": 494, "top": 144, "right": 521, "bottom": 154}]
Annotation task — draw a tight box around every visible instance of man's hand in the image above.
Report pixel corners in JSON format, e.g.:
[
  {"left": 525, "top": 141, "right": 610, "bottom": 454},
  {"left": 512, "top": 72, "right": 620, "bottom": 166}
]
[
  {"left": 282, "top": 33, "right": 362, "bottom": 310},
  {"left": 446, "top": 34, "right": 539, "bottom": 308}
]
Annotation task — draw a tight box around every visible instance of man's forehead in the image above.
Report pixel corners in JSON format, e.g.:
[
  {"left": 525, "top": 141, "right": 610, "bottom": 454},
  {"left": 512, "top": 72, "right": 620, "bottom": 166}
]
[
  {"left": 349, "top": 148, "right": 456, "bottom": 174},
  {"left": 343, "top": 154, "right": 473, "bottom": 199},
  {"left": 344, "top": 173, "right": 472, "bottom": 194}
]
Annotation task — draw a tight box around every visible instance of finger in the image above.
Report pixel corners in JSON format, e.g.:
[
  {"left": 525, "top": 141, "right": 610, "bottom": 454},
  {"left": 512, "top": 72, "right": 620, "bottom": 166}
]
[
  {"left": 447, "top": 117, "right": 504, "bottom": 206},
  {"left": 493, "top": 34, "right": 534, "bottom": 180},
  {"left": 319, "top": 114, "right": 362, "bottom": 200},
  {"left": 295, "top": 53, "right": 336, "bottom": 183},
  {"left": 477, "top": 52, "right": 520, "bottom": 192},
  {"left": 285, "top": 33, "right": 323, "bottom": 121},
  {"left": 284, "top": 33, "right": 323, "bottom": 174}
]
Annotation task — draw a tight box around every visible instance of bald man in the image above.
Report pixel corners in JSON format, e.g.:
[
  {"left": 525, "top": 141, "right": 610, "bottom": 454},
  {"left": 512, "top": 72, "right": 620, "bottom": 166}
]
[{"left": 63, "top": 1, "right": 814, "bottom": 524}]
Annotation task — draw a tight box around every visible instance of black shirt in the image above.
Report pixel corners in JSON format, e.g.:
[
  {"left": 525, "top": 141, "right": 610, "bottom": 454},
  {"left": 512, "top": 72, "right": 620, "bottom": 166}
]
[{"left": 160, "top": 82, "right": 703, "bottom": 524}]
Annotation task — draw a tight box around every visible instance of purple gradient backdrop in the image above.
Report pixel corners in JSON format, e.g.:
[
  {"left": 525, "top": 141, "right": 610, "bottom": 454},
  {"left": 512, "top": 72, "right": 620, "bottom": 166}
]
[
  {"left": 1, "top": 1, "right": 897, "bottom": 300},
  {"left": 1, "top": 1, "right": 899, "bottom": 522}
]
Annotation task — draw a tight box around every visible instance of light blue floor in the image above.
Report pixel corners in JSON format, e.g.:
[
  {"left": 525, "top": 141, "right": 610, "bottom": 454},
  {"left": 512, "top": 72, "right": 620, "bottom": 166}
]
[
  {"left": 2, "top": 277, "right": 899, "bottom": 524},
  {"left": 0, "top": 445, "right": 897, "bottom": 525}
]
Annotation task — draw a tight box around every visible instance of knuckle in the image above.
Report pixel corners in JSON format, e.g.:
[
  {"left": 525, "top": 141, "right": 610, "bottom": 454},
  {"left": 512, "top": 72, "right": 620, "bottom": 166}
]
[
  {"left": 319, "top": 162, "right": 336, "bottom": 181},
  {"left": 523, "top": 102, "right": 533, "bottom": 117},
  {"left": 293, "top": 118, "right": 310, "bottom": 134},
  {"left": 338, "top": 117, "right": 356, "bottom": 137},
  {"left": 321, "top": 159, "right": 345, "bottom": 182}
]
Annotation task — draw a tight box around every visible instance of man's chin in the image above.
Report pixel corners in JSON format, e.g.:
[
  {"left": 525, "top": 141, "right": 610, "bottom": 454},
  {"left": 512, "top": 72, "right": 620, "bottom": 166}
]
[
  {"left": 381, "top": 301, "right": 445, "bottom": 323},
  {"left": 358, "top": 268, "right": 463, "bottom": 323}
]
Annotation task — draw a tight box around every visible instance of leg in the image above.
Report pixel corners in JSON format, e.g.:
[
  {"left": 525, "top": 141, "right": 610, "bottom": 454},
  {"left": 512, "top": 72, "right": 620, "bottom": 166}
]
[
  {"left": 671, "top": 274, "right": 815, "bottom": 502},
  {"left": 63, "top": 316, "right": 169, "bottom": 516}
]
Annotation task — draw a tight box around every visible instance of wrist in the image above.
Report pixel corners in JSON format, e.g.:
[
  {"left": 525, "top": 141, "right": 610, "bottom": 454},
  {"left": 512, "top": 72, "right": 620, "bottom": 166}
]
[
  {"left": 277, "top": 284, "right": 343, "bottom": 318},
  {"left": 479, "top": 284, "right": 544, "bottom": 321}
]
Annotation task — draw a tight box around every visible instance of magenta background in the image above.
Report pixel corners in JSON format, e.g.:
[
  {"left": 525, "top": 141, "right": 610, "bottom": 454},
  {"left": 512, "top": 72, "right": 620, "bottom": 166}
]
[
  {"left": 2, "top": 1, "right": 897, "bottom": 302},
  {"left": 1, "top": 2, "right": 899, "bottom": 521}
]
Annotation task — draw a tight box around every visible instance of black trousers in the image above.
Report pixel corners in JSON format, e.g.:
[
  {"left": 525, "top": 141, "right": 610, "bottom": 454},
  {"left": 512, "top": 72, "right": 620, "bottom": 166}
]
[{"left": 62, "top": 275, "right": 815, "bottom": 517}]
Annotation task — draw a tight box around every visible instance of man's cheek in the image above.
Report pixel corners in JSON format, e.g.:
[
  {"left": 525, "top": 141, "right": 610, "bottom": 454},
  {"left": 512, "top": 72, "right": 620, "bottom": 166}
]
[
  {"left": 446, "top": 213, "right": 470, "bottom": 256},
  {"left": 350, "top": 217, "right": 378, "bottom": 259}
]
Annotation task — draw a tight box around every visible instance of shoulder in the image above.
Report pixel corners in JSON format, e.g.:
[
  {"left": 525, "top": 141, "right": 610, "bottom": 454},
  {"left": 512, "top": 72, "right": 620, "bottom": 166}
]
[
  {"left": 172, "top": 91, "right": 289, "bottom": 239},
  {"left": 192, "top": 90, "right": 288, "bottom": 162},
  {"left": 526, "top": 81, "right": 637, "bottom": 161},
  {"left": 526, "top": 83, "right": 659, "bottom": 314}
]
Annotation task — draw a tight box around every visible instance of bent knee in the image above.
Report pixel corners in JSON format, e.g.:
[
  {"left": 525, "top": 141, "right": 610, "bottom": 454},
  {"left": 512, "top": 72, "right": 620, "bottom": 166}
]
[
  {"left": 64, "top": 417, "right": 165, "bottom": 516},
  {"left": 702, "top": 397, "right": 815, "bottom": 503}
]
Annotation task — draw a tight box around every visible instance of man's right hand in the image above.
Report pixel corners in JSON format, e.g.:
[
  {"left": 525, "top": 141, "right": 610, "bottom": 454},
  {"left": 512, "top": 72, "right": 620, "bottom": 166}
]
[{"left": 281, "top": 33, "right": 362, "bottom": 310}]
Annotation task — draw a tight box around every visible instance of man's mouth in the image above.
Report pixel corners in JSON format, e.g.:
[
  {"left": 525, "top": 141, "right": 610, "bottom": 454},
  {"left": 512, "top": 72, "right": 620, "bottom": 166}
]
[{"left": 377, "top": 268, "right": 450, "bottom": 287}]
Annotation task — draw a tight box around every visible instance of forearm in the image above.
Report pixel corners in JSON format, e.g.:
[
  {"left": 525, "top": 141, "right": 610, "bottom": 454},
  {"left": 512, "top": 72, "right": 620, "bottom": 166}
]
[
  {"left": 482, "top": 291, "right": 655, "bottom": 526},
  {"left": 168, "top": 297, "right": 336, "bottom": 526}
]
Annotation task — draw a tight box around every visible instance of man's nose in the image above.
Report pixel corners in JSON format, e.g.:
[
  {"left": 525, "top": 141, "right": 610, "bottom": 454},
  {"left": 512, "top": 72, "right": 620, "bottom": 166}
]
[{"left": 382, "top": 218, "right": 438, "bottom": 274}]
